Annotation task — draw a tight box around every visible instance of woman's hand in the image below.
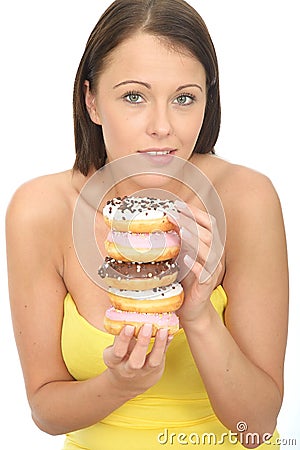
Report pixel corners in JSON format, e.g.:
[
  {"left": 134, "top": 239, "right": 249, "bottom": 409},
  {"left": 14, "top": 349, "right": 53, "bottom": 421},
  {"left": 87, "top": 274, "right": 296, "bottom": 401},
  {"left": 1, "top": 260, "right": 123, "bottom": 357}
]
[
  {"left": 103, "top": 324, "right": 170, "bottom": 397},
  {"left": 169, "top": 202, "right": 224, "bottom": 325}
]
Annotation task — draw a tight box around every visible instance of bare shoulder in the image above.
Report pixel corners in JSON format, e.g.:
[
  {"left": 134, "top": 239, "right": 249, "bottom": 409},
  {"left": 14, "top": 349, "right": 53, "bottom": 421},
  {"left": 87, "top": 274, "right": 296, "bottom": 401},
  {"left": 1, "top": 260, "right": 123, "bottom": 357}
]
[
  {"left": 197, "top": 154, "right": 282, "bottom": 214},
  {"left": 6, "top": 171, "right": 73, "bottom": 228},
  {"left": 6, "top": 171, "right": 75, "bottom": 278}
]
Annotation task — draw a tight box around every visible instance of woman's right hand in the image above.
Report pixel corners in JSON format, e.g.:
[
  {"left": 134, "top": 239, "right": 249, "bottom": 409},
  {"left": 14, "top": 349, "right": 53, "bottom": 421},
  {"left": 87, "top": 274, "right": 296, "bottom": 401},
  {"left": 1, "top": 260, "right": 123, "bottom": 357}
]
[{"left": 103, "top": 324, "right": 170, "bottom": 396}]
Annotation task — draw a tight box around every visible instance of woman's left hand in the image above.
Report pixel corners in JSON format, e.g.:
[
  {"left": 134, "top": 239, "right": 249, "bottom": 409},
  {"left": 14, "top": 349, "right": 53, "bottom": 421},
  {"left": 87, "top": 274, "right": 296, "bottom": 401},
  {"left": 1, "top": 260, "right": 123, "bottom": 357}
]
[{"left": 169, "top": 202, "right": 224, "bottom": 325}]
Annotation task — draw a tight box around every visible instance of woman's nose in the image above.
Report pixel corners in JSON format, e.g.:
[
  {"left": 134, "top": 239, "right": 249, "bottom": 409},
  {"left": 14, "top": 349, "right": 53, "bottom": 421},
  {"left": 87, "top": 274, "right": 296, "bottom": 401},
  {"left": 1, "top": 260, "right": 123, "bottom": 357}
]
[{"left": 146, "top": 103, "right": 173, "bottom": 138}]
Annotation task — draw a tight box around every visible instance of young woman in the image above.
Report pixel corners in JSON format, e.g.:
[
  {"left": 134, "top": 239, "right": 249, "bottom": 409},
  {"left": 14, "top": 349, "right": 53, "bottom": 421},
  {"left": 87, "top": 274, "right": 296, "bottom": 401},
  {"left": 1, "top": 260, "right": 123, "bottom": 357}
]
[{"left": 6, "top": 0, "right": 288, "bottom": 449}]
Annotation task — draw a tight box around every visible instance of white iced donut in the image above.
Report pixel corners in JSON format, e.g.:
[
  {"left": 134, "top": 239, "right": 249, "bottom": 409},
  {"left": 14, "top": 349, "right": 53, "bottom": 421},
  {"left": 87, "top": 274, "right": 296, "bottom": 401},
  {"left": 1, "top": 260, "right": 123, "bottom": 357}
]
[
  {"left": 107, "top": 282, "right": 184, "bottom": 314},
  {"left": 103, "top": 196, "right": 178, "bottom": 233}
]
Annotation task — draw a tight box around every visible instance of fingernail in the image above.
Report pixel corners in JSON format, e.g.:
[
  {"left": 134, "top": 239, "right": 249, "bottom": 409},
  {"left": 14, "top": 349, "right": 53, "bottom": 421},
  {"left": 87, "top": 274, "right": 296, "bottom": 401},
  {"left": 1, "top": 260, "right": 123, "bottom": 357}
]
[
  {"left": 124, "top": 325, "right": 135, "bottom": 336},
  {"left": 183, "top": 254, "right": 195, "bottom": 269},
  {"left": 174, "top": 200, "right": 187, "bottom": 211},
  {"left": 198, "top": 267, "right": 211, "bottom": 284},
  {"left": 181, "top": 227, "right": 192, "bottom": 241},
  {"left": 167, "top": 211, "right": 180, "bottom": 225},
  {"left": 158, "top": 328, "right": 168, "bottom": 340},
  {"left": 166, "top": 335, "right": 174, "bottom": 348},
  {"left": 141, "top": 323, "right": 153, "bottom": 337}
]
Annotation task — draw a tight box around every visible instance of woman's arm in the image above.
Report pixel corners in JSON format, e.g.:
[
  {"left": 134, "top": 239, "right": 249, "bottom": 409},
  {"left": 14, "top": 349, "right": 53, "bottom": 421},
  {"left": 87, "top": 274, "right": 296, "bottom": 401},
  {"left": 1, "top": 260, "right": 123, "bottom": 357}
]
[
  {"left": 29, "top": 326, "right": 169, "bottom": 435},
  {"left": 178, "top": 169, "right": 288, "bottom": 447},
  {"left": 6, "top": 179, "right": 168, "bottom": 435}
]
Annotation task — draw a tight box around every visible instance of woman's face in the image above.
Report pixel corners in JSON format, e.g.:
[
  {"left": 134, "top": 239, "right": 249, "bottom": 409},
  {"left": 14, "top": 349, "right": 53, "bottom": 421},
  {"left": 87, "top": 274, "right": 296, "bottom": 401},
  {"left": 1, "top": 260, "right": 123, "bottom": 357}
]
[{"left": 86, "top": 32, "right": 207, "bottom": 169}]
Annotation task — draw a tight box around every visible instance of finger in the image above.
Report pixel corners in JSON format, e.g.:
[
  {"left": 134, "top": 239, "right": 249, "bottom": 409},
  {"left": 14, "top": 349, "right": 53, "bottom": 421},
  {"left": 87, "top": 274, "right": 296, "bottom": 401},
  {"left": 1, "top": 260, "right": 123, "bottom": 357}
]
[
  {"left": 174, "top": 202, "right": 212, "bottom": 231},
  {"left": 179, "top": 237, "right": 210, "bottom": 267},
  {"left": 180, "top": 226, "right": 224, "bottom": 274},
  {"left": 103, "top": 325, "right": 135, "bottom": 367},
  {"left": 180, "top": 224, "right": 211, "bottom": 247},
  {"left": 178, "top": 210, "right": 224, "bottom": 270},
  {"left": 125, "top": 323, "right": 153, "bottom": 370},
  {"left": 178, "top": 222, "right": 211, "bottom": 264},
  {"left": 199, "top": 259, "right": 223, "bottom": 284},
  {"left": 183, "top": 254, "right": 206, "bottom": 282},
  {"left": 168, "top": 208, "right": 212, "bottom": 253},
  {"left": 183, "top": 254, "right": 222, "bottom": 284},
  {"left": 168, "top": 210, "right": 211, "bottom": 234},
  {"left": 146, "top": 328, "right": 168, "bottom": 368},
  {"left": 183, "top": 213, "right": 224, "bottom": 265}
]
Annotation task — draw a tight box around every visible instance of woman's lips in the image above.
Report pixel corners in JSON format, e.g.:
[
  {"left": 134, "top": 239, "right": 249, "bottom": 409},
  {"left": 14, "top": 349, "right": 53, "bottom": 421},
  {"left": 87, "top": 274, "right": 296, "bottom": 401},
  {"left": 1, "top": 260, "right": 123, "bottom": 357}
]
[{"left": 137, "top": 148, "right": 177, "bottom": 165}]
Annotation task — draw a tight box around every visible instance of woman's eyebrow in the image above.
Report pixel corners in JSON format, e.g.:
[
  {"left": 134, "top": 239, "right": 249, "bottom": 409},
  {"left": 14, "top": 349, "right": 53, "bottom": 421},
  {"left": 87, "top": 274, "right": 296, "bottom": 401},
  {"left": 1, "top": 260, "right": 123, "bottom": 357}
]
[
  {"left": 113, "top": 80, "right": 151, "bottom": 89},
  {"left": 176, "top": 84, "right": 203, "bottom": 92},
  {"left": 113, "top": 80, "right": 203, "bottom": 92}
]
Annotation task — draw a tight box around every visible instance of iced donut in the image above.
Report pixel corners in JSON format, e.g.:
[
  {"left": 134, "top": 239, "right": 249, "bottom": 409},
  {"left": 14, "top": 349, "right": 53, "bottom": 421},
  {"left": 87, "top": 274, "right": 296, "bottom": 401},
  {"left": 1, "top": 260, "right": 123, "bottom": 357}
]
[
  {"left": 107, "top": 283, "right": 184, "bottom": 314},
  {"left": 104, "top": 308, "right": 179, "bottom": 337},
  {"left": 98, "top": 257, "right": 179, "bottom": 290},
  {"left": 103, "top": 196, "right": 178, "bottom": 233},
  {"left": 104, "top": 229, "right": 180, "bottom": 263},
  {"left": 104, "top": 283, "right": 184, "bottom": 336}
]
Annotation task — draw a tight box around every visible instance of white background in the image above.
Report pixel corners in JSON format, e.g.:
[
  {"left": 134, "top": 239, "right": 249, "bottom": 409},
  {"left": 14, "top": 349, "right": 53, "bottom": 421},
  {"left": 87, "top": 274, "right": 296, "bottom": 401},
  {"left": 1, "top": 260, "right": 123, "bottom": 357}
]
[{"left": 1, "top": 1, "right": 299, "bottom": 448}]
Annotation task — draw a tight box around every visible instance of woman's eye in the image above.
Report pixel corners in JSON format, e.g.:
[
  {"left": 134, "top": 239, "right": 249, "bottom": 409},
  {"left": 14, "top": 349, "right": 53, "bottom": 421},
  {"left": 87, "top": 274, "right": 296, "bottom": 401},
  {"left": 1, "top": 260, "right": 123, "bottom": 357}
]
[
  {"left": 174, "top": 94, "right": 195, "bottom": 106},
  {"left": 123, "top": 92, "right": 143, "bottom": 104}
]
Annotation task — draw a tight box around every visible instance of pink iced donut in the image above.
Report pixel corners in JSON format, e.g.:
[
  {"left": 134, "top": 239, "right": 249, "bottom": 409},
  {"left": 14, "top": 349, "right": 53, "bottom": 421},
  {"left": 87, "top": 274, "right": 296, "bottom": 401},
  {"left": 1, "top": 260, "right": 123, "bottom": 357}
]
[
  {"left": 105, "top": 229, "right": 180, "bottom": 262},
  {"left": 104, "top": 308, "right": 179, "bottom": 337},
  {"left": 104, "top": 283, "right": 184, "bottom": 337}
]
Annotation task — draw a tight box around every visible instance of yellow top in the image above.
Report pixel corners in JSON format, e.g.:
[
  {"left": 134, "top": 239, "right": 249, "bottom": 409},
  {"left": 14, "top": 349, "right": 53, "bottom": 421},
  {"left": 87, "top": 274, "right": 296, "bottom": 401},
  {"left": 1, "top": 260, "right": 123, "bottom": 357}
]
[{"left": 61, "top": 286, "right": 279, "bottom": 449}]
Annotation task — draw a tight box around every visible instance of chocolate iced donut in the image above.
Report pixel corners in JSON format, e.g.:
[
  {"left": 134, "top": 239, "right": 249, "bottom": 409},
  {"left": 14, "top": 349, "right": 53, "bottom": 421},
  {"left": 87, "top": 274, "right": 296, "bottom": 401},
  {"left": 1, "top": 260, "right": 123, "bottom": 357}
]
[{"left": 99, "top": 257, "right": 179, "bottom": 290}]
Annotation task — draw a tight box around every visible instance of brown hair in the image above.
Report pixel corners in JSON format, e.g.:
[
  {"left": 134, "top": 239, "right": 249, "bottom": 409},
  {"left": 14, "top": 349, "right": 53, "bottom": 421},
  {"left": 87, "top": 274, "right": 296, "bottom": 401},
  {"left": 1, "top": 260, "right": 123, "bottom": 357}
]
[{"left": 73, "top": 0, "right": 220, "bottom": 176}]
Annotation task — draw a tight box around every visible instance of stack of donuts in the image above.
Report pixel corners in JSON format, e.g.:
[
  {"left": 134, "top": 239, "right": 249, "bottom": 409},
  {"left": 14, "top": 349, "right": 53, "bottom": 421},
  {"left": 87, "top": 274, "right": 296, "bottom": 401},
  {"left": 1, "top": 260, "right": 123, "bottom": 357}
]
[{"left": 99, "top": 196, "right": 184, "bottom": 337}]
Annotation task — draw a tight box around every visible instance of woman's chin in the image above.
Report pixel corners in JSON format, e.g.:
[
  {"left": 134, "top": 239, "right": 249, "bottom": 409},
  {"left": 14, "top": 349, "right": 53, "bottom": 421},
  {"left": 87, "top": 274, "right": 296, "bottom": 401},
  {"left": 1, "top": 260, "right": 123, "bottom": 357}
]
[{"left": 129, "top": 173, "right": 175, "bottom": 189}]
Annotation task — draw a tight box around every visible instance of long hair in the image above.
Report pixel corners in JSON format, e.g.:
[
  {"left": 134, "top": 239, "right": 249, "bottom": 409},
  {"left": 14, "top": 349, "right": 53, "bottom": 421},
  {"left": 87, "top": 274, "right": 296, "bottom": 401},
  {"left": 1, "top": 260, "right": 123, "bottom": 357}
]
[{"left": 73, "top": 0, "right": 220, "bottom": 175}]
